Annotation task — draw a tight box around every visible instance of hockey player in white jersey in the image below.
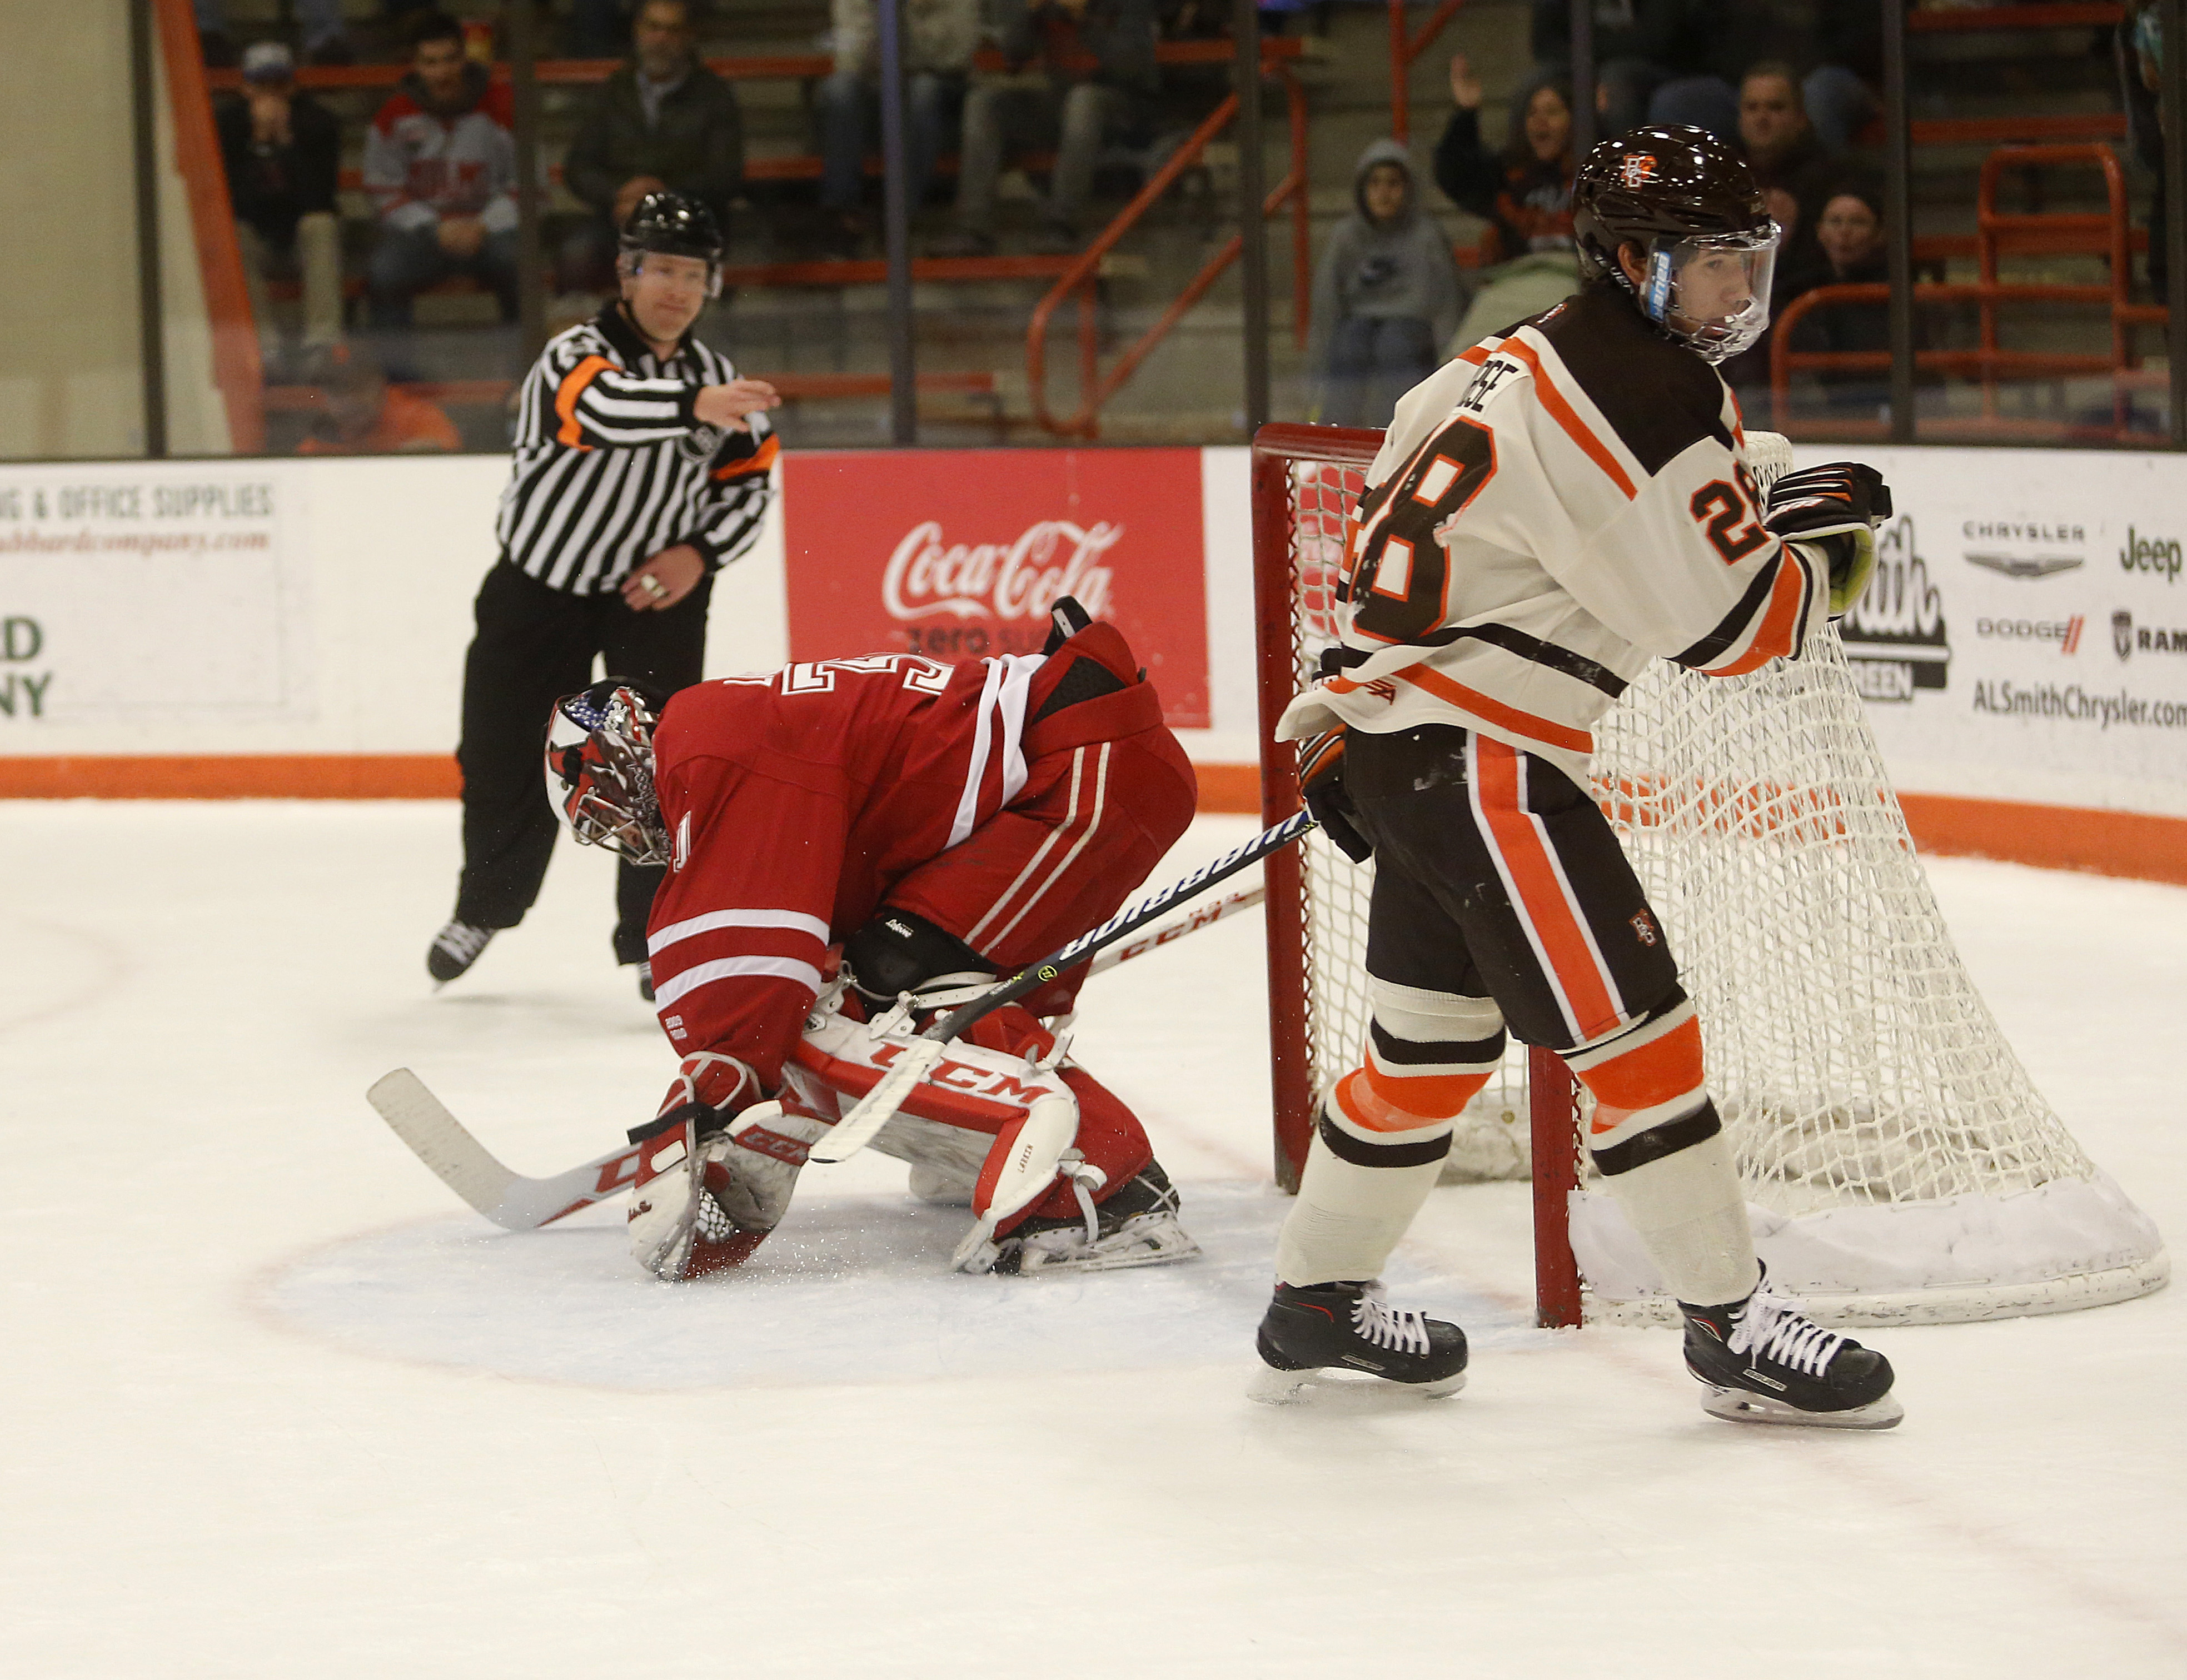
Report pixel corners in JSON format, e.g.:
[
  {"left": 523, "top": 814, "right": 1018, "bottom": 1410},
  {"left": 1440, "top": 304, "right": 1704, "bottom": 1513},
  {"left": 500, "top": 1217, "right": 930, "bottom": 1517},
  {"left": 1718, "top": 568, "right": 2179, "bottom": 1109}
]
[{"left": 1253, "top": 126, "right": 1902, "bottom": 1428}]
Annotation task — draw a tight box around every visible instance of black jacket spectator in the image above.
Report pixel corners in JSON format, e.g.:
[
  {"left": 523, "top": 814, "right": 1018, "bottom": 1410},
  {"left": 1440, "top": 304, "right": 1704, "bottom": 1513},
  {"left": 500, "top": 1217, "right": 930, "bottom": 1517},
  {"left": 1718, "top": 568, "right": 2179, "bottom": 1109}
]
[
  {"left": 216, "top": 88, "right": 340, "bottom": 245},
  {"left": 565, "top": 62, "right": 745, "bottom": 229},
  {"left": 1434, "top": 76, "right": 1575, "bottom": 264}
]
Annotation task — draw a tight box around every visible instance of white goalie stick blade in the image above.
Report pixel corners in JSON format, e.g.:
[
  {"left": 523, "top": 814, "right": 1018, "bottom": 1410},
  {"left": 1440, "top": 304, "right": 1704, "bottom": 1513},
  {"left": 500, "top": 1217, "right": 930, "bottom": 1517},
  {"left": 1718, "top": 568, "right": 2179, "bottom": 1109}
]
[
  {"left": 1245, "top": 1364, "right": 1468, "bottom": 1405},
  {"left": 366, "top": 1069, "right": 642, "bottom": 1231},
  {"left": 804, "top": 1036, "right": 948, "bottom": 1164}
]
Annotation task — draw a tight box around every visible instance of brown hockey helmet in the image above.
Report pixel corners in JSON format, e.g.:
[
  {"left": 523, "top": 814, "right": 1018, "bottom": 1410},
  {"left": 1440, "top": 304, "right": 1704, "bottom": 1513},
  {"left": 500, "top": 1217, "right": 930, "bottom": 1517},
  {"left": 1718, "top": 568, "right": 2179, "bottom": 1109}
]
[
  {"left": 1572, "top": 126, "right": 1780, "bottom": 362},
  {"left": 1572, "top": 126, "right": 1772, "bottom": 280}
]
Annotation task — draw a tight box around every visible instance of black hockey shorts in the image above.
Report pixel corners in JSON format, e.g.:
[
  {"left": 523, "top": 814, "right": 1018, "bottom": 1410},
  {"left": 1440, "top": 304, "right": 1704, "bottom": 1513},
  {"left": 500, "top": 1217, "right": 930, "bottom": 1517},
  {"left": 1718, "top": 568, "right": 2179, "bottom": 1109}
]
[{"left": 1343, "top": 724, "right": 1682, "bottom": 1053}]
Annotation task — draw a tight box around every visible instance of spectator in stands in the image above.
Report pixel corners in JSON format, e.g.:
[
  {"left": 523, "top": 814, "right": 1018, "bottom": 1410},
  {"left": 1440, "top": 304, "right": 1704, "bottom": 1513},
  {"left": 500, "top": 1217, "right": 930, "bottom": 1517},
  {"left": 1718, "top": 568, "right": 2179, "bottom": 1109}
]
[
  {"left": 818, "top": 0, "right": 979, "bottom": 256},
  {"left": 934, "top": 0, "right": 1159, "bottom": 256},
  {"left": 563, "top": 0, "right": 745, "bottom": 293},
  {"left": 1807, "top": 1, "right": 1882, "bottom": 154},
  {"left": 1773, "top": 179, "right": 1894, "bottom": 418},
  {"left": 1434, "top": 57, "right": 1581, "bottom": 351},
  {"left": 1308, "top": 142, "right": 1464, "bottom": 428},
  {"left": 295, "top": 344, "right": 462, "bottom": 455},
  {"left": 196, "top": 0, "right": 353, "bottom": 67},
  {"left": 1737, "top": 61, "right": 1834, "bottom": 266},
  {"left": 215, "top": 42, "right": 343, "bottom": 376},
  {"left": 1435, "top": 59, "right": 1575, "bottom": 265},
  {"left": 1528, "top": 0, "right": 1730, "bottom": 139},
  {"left": 363, "top": 11, "right": 522, "bottom": 330}
]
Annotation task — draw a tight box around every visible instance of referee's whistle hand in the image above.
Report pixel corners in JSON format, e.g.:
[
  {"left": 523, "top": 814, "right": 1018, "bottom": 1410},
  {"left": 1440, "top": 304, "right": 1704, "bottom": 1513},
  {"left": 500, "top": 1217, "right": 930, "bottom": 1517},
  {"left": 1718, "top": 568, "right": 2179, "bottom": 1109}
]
[
  {"left": 620, "top": 545, "right": 705, "bottom": 611},
  {"left": 694, "top": 380, "right": 782, "bottom": 433}
]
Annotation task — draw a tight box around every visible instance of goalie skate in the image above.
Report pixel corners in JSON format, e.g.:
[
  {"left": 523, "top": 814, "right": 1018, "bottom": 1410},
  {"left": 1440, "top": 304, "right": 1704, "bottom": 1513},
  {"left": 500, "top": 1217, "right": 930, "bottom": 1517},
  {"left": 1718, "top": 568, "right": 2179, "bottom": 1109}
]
[
  {"left": 1682, "top": 1280, "right": 1904, "bottom": 1430},
  {"left": 1248, "top": 1280, "right": 1468, "bottom": 1404},
  {"left": 988, "top": 1162, "right": 1200, "bottom": 1275}
]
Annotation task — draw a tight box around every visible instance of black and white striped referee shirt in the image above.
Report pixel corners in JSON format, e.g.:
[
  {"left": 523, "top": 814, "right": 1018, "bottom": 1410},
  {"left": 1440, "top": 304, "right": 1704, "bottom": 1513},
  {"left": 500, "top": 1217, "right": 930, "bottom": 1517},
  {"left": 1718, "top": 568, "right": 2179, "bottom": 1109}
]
[{"left": 494, "top": 303, "right": 778, "bottom": 595}]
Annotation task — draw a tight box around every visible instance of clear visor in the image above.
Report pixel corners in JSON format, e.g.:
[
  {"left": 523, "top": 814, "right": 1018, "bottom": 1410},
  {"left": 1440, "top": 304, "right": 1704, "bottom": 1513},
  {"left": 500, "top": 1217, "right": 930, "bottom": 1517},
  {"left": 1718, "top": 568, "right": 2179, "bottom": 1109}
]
[
  {"left": 1637, "top": 227, "right": 1779, "bottom": 363},
  {"left": 617, "top": 248, "right": 723, "bottom": 298}
]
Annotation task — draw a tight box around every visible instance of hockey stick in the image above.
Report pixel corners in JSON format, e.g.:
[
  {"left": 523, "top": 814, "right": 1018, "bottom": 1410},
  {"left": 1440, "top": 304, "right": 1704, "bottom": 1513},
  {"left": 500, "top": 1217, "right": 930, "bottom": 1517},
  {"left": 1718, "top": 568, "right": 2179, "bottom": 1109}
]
[
  {"left": 368, "top": 819, "right": 1309, "bottom": 1218},
  {"left": 807, "top": 809, "right": 1316, "bottom": 1163},
  {"left": 1083, "top": 884, "right": 1264, "bottom": 978},
  {"left": 367, "top": 1069, "right": 642, "bottom": 1232}
]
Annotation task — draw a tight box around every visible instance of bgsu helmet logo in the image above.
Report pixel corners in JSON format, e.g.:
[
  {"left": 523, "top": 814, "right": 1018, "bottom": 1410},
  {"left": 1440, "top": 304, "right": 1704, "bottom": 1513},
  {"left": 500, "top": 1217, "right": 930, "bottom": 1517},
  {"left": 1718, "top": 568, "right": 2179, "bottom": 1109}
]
[{"left": 1621, "top": 154, "right": 1658, "bottom": 187}]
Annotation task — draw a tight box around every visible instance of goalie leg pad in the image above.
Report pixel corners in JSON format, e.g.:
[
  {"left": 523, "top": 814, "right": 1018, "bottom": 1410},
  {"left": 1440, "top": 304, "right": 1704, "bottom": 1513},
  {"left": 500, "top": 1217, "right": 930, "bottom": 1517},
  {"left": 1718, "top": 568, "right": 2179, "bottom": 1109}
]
[{"left": 1274, "top": 1105, "right": 1450, "bottom": 1289}]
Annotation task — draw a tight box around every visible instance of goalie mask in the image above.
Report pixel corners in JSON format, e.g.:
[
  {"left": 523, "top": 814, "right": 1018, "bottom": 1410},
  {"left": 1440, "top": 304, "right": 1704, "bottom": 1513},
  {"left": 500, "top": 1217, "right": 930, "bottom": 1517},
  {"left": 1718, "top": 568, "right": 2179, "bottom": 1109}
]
[
  {"left": 1572, "top": 126, "right": 1779, "bottom": 364},
  {"left": 544, "top": 681, "right": 671, "bottom": 865}
]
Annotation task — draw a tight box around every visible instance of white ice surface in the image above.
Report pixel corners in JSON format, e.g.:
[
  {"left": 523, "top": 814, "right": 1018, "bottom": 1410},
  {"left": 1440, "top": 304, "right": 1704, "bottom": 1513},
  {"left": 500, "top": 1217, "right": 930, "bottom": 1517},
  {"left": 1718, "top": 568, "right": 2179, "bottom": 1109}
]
[{"left": 2, "top": 805, "right": 2183, "bottom": 1678}]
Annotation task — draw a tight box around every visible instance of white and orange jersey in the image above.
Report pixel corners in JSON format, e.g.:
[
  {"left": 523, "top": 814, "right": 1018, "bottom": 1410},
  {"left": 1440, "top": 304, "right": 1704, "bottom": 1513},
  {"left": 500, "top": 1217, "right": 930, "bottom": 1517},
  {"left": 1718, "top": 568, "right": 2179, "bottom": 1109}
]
[{"left": 1277, "top": 285, "right": 1828, "bottom": 782}]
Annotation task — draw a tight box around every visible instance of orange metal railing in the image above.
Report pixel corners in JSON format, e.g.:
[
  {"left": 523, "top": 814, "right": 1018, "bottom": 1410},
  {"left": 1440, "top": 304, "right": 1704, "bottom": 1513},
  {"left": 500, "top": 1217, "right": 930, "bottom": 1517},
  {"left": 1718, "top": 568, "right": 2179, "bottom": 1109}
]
[
  {"left": 1024, "top": 58, "right": 1309, "bottom": 439},
  {"left": 1772, "top": 137, "right": 2166, "bottom": 441},
  {"left": 1388, "top": 0, "right": 1469, "bottom": 147},
  {"left": 153, "top": 0, "right": 265, "bottom": 452}
]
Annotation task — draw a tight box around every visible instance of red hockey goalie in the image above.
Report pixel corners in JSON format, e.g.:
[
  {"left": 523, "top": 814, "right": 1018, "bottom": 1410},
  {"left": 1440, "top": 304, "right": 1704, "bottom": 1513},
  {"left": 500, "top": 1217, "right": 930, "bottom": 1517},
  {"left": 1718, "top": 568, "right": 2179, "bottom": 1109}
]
[{"left": 543, "top": 599, "right": 1203, "bottom": 1280}]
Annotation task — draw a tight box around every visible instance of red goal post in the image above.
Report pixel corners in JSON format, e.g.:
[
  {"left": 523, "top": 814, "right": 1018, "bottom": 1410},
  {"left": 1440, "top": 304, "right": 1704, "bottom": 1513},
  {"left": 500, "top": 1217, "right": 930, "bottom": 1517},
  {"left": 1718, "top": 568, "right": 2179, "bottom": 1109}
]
[{"left": 1248, "top": 422, "right": 1585, "bottom": 1327}]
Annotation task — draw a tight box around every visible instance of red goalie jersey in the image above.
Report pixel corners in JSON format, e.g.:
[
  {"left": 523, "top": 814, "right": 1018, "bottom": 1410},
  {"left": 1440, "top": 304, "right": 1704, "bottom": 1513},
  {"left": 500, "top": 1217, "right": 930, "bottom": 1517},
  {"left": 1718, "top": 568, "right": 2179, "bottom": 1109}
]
[{"left": 644, "top": 622, "right": 1199, "bottom": 1088}]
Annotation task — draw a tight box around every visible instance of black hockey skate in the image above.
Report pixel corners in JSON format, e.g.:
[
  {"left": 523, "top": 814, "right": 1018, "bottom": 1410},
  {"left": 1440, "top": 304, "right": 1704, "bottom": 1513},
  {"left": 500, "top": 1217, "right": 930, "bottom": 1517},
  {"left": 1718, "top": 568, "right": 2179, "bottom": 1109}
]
[
  {"left": 991, "top": 1160, "right": 1199, "bottom": 1275},
  {"left": 1682, "top": 1277, "right": 1903, "bottom": 1430},
  {"left": 1249, "top": 1280, "right": 1468, "bottom": 1404},
  {"left": 426, "top": 919, "right": 495, "bottom": 985}
]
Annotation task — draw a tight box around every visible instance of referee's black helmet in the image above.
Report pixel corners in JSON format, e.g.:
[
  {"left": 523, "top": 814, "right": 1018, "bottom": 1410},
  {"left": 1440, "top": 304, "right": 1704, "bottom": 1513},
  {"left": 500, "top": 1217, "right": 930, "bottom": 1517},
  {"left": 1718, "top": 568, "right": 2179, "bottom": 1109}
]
[{"left": 619, "top": 191, "right": 725, "bottom": 293}]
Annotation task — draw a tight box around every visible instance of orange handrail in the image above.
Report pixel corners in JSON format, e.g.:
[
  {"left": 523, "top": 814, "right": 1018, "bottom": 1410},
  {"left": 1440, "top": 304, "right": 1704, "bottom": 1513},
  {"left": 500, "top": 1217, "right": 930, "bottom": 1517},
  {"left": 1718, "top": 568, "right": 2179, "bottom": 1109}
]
[
  {"left": 1767, "top": 280, "right": 2158, "bottom": 439},
  {"left": 1025, "top": 61, "right": 1310, "bottom": 439},
  {"left": 1976, "top": 142, "right": 2137, "bottom": 415},
  {"left": 153, "top": 0, "right": 265, "bottom": 452},
  {"left": 1389, "top": 0, "right": 1468, "bottom": 147}
]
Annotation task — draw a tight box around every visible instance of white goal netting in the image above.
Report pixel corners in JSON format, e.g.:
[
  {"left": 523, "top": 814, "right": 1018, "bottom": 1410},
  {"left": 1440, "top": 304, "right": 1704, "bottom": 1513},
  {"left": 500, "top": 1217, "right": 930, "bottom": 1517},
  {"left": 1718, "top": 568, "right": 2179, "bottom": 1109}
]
[{"left": 1264, "top": 430, "right": 2168, "bottom": 1326}]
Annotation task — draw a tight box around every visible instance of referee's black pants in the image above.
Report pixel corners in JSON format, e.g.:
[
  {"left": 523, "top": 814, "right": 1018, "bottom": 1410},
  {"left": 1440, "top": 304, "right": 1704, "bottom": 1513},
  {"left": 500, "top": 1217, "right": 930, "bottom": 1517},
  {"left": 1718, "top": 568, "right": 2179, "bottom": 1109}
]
[{"left": 454, "top": 560, "right": 714, "bottom": 964}]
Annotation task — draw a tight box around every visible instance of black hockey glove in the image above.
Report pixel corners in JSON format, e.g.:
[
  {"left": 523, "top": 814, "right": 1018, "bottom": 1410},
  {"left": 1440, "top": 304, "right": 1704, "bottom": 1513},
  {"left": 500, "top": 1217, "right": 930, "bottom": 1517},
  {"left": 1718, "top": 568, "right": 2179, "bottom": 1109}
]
[
  {"left": 1763, "top": 462, "right": 1892, "bottom": 617},
  {"left": 1298, "top": 727, "right": 1372, "bottom": 864}
]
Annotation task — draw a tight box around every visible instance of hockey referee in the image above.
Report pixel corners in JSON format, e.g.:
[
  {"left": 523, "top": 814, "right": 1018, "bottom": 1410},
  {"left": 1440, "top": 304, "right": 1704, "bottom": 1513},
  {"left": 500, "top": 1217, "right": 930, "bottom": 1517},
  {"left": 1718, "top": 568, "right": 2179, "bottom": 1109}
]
[{"left": 427, "top": 190, "right": 780, "bottom": 995}]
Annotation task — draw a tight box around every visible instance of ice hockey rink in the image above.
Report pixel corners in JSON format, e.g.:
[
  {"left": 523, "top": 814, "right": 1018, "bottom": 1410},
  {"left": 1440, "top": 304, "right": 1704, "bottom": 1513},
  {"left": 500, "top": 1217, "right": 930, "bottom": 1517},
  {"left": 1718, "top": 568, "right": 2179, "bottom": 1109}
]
[{"left": 3, "top": 801, "right": 2181, "bottom": 1679}]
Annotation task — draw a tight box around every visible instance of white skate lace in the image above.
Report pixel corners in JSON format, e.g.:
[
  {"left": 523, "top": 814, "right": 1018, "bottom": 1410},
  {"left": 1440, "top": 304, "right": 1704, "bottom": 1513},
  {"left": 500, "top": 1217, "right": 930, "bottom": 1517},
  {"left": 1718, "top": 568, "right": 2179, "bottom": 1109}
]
[
  {"left": 1729, "top": 1287, "right": 1845, "bottom": 1378},
  {"left": 1350, "top": 1284, "right": 1433, "bottom": 1357},
  {"left": 434, "top": 921, "right": 491, "bottom": 964}
]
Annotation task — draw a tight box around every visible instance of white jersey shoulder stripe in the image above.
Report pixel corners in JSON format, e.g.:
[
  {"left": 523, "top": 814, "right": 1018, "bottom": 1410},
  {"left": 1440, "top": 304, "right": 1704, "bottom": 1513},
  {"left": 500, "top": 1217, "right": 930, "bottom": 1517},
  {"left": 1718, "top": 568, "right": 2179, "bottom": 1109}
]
[{"left": 649, "top": 907, "right": 833, "bottom": 957}]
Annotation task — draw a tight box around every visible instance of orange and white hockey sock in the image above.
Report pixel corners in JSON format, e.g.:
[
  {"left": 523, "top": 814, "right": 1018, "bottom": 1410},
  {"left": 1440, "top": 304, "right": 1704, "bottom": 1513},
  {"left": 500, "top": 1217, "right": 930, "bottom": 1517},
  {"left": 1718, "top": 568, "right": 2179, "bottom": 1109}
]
[
  {"left": 1274, "top": 981, "right": 1501, "bottom": 1288},
  {"left": 1565, "top": 996, "right": 1758, "bottom": 1308}
]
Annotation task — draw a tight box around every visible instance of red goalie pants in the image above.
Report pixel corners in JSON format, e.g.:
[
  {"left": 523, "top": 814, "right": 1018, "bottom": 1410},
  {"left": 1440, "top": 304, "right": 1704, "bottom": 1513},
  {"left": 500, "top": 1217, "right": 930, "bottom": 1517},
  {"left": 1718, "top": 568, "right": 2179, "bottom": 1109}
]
[{"left": 645, "top": 757, "right": 1154, "bottom": 1223}]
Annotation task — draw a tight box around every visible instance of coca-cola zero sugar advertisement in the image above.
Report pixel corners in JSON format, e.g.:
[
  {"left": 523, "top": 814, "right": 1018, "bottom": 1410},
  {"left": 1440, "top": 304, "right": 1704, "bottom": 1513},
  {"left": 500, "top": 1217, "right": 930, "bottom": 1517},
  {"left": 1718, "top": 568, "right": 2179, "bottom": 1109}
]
[{"left": 780, "top": 447, "right": 1211, "bottom": 727}]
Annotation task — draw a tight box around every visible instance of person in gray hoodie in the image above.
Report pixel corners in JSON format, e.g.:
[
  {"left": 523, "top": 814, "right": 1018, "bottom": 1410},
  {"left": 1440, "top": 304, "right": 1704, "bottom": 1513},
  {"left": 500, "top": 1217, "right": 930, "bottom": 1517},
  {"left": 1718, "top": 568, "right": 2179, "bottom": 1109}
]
[{"left": 1308, "top": 140, "right": 1467, "bottom": 428}]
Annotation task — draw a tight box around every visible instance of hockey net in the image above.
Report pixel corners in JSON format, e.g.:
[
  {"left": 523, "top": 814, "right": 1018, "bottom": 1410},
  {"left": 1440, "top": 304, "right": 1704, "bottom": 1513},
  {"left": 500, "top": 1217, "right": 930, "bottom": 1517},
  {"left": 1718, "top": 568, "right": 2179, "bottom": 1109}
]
[{"left": 1249, "top": 421, "right": 2168, "bottom": 1327}]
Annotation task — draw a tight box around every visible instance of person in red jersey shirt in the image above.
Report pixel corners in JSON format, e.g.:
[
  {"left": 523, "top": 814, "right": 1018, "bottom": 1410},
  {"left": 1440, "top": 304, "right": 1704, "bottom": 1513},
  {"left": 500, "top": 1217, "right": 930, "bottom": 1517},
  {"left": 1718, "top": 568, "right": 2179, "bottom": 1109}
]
[{"left": 544, "top": 599, "right": 1203, "bottom": 1280}]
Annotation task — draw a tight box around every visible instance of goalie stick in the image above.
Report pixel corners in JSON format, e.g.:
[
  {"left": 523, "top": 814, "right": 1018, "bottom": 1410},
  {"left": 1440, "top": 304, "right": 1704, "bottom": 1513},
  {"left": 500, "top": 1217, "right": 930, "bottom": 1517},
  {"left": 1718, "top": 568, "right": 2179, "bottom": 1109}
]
[
  {"left": 368, "top": 817, "right": 1312, "bottom": 1223},
  {"left": 367, "top": 1069, "right": 641, "bottom": 1231},
  {"left": 809, "top": 810, "right": 1314, "bottom": 1163}
]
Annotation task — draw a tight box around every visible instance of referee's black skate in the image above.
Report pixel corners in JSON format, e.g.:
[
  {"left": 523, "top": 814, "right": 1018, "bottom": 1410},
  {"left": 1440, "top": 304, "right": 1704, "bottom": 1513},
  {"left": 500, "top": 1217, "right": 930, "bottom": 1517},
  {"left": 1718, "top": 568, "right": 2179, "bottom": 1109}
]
[
  {"left": 426, "top": 919, "right": 495, "bottom": 986},
  {"left": 1682, "top": 1275, "right": 1902, "bottom": 1430},
  {"left": 1249, "top": 1280, "right": 1468, "bottom": 1403}
]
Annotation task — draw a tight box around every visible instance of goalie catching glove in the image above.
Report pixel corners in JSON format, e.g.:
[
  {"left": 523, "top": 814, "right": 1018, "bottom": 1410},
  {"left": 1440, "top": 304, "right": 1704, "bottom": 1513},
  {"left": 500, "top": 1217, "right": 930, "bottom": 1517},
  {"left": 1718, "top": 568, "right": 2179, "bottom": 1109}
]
[{"left": 1762, "top": 461, "right": 1892, "bottom": 617}]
